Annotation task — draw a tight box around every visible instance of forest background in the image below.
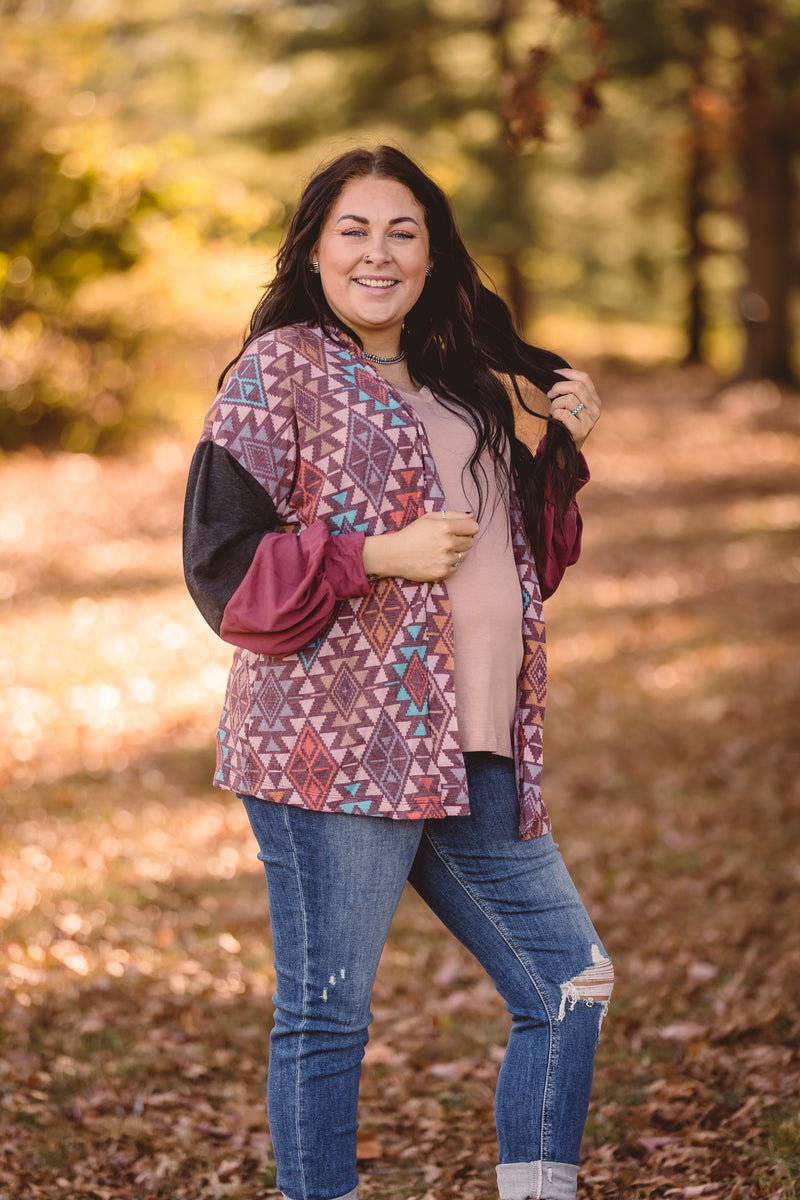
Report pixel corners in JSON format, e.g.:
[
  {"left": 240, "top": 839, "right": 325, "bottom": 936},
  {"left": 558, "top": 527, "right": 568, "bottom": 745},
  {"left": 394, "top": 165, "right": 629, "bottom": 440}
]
[
  {"left": 1, "top": 1, "right": 799, "bottom": 1198},
  {"left": 2, "top": 0, "right": 799, "bottom": 450}
]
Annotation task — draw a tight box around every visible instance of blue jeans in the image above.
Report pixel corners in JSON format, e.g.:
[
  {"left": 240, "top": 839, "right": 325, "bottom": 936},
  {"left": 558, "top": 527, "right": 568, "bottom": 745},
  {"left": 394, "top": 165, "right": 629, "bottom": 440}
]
[{"left": 241, "top": 753, "right": 613, "bottom": 1200}]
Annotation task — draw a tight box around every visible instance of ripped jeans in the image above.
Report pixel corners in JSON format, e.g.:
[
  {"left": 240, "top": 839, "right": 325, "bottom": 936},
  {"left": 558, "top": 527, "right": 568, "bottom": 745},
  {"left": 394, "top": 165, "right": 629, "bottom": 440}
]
[{"left": 241, "top": 753, "right": 613, "bottom": 1200}]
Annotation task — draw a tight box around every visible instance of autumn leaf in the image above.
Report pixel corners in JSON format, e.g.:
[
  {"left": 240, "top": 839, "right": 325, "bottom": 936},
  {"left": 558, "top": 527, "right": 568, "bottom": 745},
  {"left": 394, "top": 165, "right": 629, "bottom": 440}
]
[{"left": 2, "top": 369, "right": 799, "bottom": 1198}]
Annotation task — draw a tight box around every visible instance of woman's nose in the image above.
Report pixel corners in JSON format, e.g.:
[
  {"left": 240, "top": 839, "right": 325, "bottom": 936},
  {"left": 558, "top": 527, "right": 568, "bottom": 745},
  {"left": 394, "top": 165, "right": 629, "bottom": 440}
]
[{"left": 363, "top": 238, "right": 390, "bottom": 263}]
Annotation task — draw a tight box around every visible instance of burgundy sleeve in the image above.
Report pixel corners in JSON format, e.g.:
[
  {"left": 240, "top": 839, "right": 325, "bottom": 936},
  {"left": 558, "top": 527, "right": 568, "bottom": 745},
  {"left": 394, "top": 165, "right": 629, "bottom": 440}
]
[
  {"left": 219, "top": 521, "right": 370, "bottom": 656},
  {"left": 537, "top": 449, "right": 590, "bottom": 601},
  {"left": 184, "top": 439, "right": 370, "bottom": 655}
]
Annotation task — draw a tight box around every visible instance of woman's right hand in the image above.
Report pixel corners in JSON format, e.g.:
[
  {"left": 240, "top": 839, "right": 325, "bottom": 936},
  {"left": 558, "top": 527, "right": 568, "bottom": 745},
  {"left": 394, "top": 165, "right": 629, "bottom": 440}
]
[{"left": 362, "top": 510, "right": 479, "bottom": 583}]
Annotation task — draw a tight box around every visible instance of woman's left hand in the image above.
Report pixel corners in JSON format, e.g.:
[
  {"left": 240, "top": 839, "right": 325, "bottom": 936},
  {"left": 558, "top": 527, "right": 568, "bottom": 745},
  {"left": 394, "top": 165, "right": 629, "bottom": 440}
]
[{"left": 547, "top": 368, "right": 601, "bottom": 452}]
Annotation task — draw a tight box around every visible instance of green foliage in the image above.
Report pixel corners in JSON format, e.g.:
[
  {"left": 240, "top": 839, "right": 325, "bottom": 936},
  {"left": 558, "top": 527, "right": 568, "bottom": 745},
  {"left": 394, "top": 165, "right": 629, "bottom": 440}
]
[
  {"left": 0, "top": 76, "right": 134, "bottom": 449},
  {"left": 598, "top": 0, "right": 800, "bottom": 378},
  {"left": 0, "top": 0, "right": 797, "bottom": 451},
  {"left": 0, "top": 4, "right": 275, "bottom": 452}
]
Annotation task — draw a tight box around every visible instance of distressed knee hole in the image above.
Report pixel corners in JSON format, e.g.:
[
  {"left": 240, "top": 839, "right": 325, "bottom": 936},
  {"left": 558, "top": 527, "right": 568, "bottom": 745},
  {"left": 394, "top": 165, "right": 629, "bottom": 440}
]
[
  {"left": 557, "top": 943, "right": 614, "bottom": 1023},
  {"left": 321, "top": 966, "right": 347, "bottom": 1002}
]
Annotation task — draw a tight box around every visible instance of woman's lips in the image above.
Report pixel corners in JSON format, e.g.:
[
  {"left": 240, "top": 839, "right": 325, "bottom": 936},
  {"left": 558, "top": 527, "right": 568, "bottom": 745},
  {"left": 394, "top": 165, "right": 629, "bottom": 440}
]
[{"left": 353, "top": 278, "right": 399, "bottom": 289}]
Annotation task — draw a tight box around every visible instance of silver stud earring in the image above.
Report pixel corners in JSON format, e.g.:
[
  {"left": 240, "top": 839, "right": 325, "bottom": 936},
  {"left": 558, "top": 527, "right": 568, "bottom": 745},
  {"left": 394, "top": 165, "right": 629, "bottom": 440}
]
[{"left": 310, "top": 260, "right": 320, "bottom": 274}]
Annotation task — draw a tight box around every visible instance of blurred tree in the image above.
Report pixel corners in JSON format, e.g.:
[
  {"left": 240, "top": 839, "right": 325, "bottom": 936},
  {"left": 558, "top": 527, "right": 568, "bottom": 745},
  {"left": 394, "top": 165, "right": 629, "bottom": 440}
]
[
  {"left": 680, "top": 8, "right": 718, "bottom": 366},
  {"left": 592, "top": 0, "right": 798, "bottom": 381},
  {"left": 223, "top": 0, "right": 605, "bottom": 329},
  {"left": 6, "top": 0, "right": 794, "bottom": 455},
  {"left": 733, "top": 0, "right": 798, "bottom": 382},
  {"left": 0, "top": 1, "right": 269, "bottom": 451},
  {"left": 590, "top": 0, "right": 719, "bottom": 363},
  {"left": 493, "top": 0, "right": 605, "bottom": 327},
  {"left": 0, "top": 74, "right": 147, "bottom": 450},
  {"left": 1, "top": 0, "right": 608, "bottom": 452}
]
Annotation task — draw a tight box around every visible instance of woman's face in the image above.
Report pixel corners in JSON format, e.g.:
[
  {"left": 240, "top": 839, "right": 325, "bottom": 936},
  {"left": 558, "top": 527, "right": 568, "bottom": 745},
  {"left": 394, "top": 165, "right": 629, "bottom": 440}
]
[{"left": 314, "top": 175, "right": 432, "bottom": 351}]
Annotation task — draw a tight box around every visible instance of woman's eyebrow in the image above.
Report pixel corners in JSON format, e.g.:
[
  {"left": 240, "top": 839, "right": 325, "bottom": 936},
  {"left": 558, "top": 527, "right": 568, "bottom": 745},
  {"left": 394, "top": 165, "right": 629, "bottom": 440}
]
[{"left": 335, "top": 214, "right": 420, "bottom": 226}]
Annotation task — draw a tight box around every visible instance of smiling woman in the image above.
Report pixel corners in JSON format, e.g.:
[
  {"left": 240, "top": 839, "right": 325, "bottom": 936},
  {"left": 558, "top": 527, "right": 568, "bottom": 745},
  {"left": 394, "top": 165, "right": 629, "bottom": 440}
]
[
  {"left": 182, "top": 145, "right": 609, "bottom": 1200},
  {"left": 312, "top": 176, "right": 432, "bottom": 371}
]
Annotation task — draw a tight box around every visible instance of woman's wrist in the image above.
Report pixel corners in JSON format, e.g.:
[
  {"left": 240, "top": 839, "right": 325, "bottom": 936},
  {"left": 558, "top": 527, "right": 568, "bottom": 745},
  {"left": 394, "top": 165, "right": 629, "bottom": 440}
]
[{"left": 362, "top": 533, "right": 393, "bottom": 580}]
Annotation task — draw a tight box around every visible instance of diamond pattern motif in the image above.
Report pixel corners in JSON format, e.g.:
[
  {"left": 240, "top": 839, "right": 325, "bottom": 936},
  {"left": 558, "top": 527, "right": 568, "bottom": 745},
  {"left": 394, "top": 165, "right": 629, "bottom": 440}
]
[
  {"left": 285, "top": 722, "right": 338, "bottom": 810},
  {"left": 363, "top": 711, "right": 413, "bottom": 807},
  {"left": 357, "top": 578, "right": 406, "bottom": 660},
  {"left": 254, "top": 672, "right": 292, "bottom": 730},
  {"left": 344, "top": 411, "right": 395, "bottom": 509},
  {"left": 330, "top": 661, "right": 359, "bottom": 721},
  {"left": 520, "top": 643, "right": 547, "bottom": 707},
  {"left": 402, "top": 652, "right": 428, "bottom": 712},
  {"left": 291, "top": 458, "right": 325, "bottom": 524},
  {"left": 238, "top": 432, "right": 278, "bottom": 484}
]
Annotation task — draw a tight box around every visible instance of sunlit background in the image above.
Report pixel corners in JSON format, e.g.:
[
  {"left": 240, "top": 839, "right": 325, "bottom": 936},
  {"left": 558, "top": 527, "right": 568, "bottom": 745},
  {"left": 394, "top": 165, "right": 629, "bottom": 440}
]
[
  {"left": 1, "top": 3, "right": 799, "bottom": 1198},
  {"left": 2, "top": 0, "right": 797, "bottom": 454}
]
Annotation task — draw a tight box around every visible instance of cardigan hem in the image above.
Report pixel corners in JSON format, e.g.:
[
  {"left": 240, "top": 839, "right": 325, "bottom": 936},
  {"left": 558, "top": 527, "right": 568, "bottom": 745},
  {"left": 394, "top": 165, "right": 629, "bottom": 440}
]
[{"left": 213, "top": 772, "right": 472, "bottom": 822}]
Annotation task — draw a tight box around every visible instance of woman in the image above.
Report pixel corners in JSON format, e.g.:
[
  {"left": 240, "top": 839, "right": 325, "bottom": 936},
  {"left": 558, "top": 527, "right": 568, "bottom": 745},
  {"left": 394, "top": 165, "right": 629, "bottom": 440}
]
[{"left": 183, "top": 145, "right": 612, "bottom": 1200}]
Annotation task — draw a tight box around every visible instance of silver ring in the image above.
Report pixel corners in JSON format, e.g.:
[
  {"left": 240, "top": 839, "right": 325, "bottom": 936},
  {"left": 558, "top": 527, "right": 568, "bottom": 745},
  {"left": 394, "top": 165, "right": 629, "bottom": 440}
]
[
  {"left": 571, "top": 401, "right": 585, "bottom": 417},
  {"left": 441, "top": 509, "right": 447, "bottom": 519},
  {"left": 453, "top": 553, "right": 462, "bottom": 569}
]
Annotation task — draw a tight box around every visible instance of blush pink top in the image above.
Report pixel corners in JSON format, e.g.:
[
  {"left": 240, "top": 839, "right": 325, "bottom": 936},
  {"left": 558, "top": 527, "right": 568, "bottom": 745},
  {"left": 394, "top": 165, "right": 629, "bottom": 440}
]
[{"left": 399, "top": 386, "right": 523, "bottom": 757}]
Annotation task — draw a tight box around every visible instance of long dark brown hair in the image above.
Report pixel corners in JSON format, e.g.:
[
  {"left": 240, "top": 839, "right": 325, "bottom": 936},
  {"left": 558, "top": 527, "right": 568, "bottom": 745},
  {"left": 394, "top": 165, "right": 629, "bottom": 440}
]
[{"left": 222, "top": 145, "right": 581, "bottom": 577}]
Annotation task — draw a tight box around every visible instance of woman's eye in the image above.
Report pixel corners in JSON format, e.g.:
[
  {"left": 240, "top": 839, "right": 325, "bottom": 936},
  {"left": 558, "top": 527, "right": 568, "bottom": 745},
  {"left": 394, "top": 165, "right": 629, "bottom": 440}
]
[{"left": 339, "top": 228, "right": 415, "bottom": 240}]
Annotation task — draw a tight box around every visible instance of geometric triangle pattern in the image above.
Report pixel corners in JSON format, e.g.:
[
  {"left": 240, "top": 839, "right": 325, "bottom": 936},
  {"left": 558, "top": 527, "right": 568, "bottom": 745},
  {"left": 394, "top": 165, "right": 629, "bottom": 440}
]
[
  {"left": 508, "top": 497, "right": 550, "bottom": 840},
  {"left": 362, "top": 710, "right": 413, "bottom": 808},
  {"left": 198, "top": 323, "right": 552, "bottom": 839},
  {"left": 357, "top": 577, "right": 406, "bottom": 661},
  {"left": 290, "top": 457, "right": 326, "bottom": 524}
]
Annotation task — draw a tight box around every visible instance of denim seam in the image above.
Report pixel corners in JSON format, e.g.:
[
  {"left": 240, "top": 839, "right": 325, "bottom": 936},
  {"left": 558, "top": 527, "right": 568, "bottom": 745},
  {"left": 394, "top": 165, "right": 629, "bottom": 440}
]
[
  {"left": 421, "top": 829, "right": 559, "bottom": 1163},
  {"left": 282, "top": 804, "right": 310, "bottom": 1200}
]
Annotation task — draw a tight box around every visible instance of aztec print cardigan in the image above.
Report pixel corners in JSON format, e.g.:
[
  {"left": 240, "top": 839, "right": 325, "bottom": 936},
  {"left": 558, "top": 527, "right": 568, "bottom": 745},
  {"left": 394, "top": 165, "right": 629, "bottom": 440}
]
[{"left": 183, "top": 323, "right": 588, "bottom": 839}]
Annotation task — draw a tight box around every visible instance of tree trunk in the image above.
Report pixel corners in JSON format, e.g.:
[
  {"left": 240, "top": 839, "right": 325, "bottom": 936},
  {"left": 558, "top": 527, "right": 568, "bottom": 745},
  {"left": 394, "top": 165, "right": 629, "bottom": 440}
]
[
  {"left": 737, "top": 56, "right": 796, "bottom": 383},
  {"left": 684, "top": 118, "right": 710, "bottom": 364},
  {"left": 683, "top": 46, "right": 713, "bottom": 366},
  {"left": 491, "top": 0, "right": 532, "bottom": 332}
]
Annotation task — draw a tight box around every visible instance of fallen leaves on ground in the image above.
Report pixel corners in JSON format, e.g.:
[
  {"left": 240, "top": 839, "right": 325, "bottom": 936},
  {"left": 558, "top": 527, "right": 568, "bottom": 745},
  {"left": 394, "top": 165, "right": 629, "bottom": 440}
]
[{"left": 1, "top": 364, "right": 799, "bottom": 1199}]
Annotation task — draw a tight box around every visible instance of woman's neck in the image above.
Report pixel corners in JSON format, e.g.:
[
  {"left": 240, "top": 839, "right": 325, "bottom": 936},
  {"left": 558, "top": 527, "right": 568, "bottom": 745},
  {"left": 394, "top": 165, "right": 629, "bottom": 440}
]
[{"left": 371, "top": 360, "right": 420, "bottom": 392}]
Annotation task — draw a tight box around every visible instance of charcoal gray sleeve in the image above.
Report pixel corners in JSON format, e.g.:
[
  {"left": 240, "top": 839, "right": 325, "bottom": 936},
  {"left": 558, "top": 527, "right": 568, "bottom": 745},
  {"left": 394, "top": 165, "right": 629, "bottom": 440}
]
[{"left": 182, "top": 440, "right": 279, "bottom": 635}]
